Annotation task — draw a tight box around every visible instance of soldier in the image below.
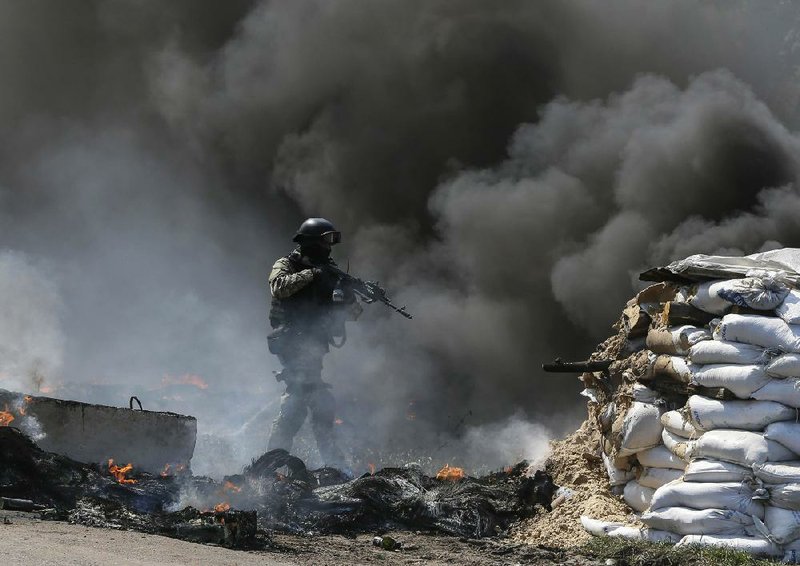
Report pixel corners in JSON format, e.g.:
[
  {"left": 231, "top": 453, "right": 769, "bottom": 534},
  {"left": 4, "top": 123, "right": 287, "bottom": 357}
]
[{"left": 266, "top": 218, "right": 361, "bottom": 468}]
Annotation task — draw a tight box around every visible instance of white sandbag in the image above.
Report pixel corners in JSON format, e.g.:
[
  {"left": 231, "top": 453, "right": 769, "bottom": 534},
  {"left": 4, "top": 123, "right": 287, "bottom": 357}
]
[
  {"left": 649, "top": 481, "right": 765, "bottom": 518},
  {"left": 767, "top": 353, "right": 800, "bottom": 378},
  {"left": 618, "top": 401, "right": 664, "bottom": 457},
  {"left": 777, "top": 288, "right": 800, "bottom": 324},
  {"left": 661, "top": 429, "right": 694, "bottom": 461},
  {"left": 751, "top": 377, "right": 800, "bottom": 408},
  {"left": 610, "top": 527, "right": 679, "bottom": 543},
  {"left": 623, "top": 480, "right": 655, "bottom": 513},
  {"left": 764, "top": 422, "right": 800, "bottom": 455},
  {"left": 679, "top": 326, "right": 713, "bottom": 347},
  {"left": 767, "top": 484, "right": 800, "bottom": 510},
  {"left": 676, "top": 534, "right": 781, "bottom": 557},
  {"left": 690, "top": 281, "right": 733, "bottom": 315},
  {"left": 784, "top": 539, "right": 800, "bottom": 564},
  {"left": 579, "top": 516, "right": 679, "bottom": 542},
  {"left": 660, "top": 410, "right": 699, "bottom": 439},
  {"left": 638, "top": 467, "right": 684, "bottom": 490},
  {"left": 602, "top": 451, "right": 635, "bottom": 486},
  {"left": 580, "top": 515, "right": 624, "bottom": 536},
  {"left": 632, "top": 383, "right": 661, "bottom": 404},
  {"left": 715, "top": 313, "right": 800, "bottom": 353},
  {"left": 753, "top": 461, "right": 800, "bottom": 484},
  {"left": 686, "top": 395, "right": 795, "bottom": 432},
  {"left": 691, "top": 429, "right": 795, "bottom": 466},
  {"left": 642, "top": 507, "right": 756, "bottom": 536},
  {"left": 636, "top": 445, "right": 687, "bottom": 471},
  {"left": 683, "top": 459, "right": 752, "bottom": 483},
  {"left": 689, "top": 364, "right": 770, "bottom": 399},
  {"left": 691, "top": 277, "right": 789, "bottom": 315},
  {"left": 688, "top": 340, "right": 766, "bottom": 365},
  {"left": 762, "top": 505, "right": 800, "bottom": 544}
]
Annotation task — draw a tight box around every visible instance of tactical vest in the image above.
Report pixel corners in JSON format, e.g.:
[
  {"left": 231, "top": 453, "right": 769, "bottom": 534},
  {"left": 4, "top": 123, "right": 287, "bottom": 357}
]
[{"left": 269, "top": 251, "right": 338, "bottom": 334}]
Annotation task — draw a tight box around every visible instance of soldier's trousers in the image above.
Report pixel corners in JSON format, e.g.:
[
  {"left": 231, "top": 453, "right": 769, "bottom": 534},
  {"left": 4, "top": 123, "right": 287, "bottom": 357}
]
[{"left": 267, "top": 380, "right": 345, "bottom": 468}]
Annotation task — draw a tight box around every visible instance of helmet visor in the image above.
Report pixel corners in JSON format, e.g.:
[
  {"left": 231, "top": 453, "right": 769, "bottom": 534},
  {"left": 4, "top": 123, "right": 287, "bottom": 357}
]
[{"left": 321, "top": 231, "right": 342, "bottom": 245}]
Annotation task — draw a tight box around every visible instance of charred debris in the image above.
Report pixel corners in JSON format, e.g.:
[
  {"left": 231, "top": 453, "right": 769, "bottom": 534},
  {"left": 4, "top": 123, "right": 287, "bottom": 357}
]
[{"left": 0, "top": 425, "right": 556, "bottom": 549}]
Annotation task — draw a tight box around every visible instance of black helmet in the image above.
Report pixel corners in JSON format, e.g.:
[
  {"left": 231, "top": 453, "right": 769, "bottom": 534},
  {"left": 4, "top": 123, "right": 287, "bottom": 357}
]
[{"left": 292, "top": 217, "right": 342, "bottom": 245}]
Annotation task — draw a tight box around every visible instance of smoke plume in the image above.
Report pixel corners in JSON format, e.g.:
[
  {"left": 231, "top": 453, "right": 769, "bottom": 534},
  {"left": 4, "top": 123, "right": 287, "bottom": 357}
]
[{"left": 3, "top": 0, "right": 800, "bottom": 473}]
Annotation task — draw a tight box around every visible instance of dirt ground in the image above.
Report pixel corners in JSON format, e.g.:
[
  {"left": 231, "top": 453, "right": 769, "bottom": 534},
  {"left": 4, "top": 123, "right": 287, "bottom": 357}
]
[{"left": 0, "top": 510, "right": 601, "bottom": 566}]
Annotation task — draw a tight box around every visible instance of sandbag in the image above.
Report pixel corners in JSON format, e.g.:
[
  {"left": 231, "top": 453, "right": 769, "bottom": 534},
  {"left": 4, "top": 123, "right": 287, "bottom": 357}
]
[
  {"left": 764, "top": 422, "right": 800, "bottom": 455},
  {"left": 649, "top": 481, "right": 765, "bottom": 518},
  {"left": 784, "top": 539, "right": 800, "bottom": 564},
  {"left": 753, "top": 461, "right": 800, "bottom": 484},
  {"left": 618, "top": 402, "right": 664, "bottom": 457},
  {"left": 767, "top": 353, "right": 800, "bottom": 378},
  {"left": 761, "top": 505, "right": 800, "bottom": 544},
  {"left": 767, "top": 484, "right": 800, "bottom": 510},
  {"left": 602, "top": 452, "right": 636, "bottom": 486},
  {"left": 642, "top": 507, "right": 756, "bottom": 536},
  {"left": 688, "top": 340, "right": 766, "bottom": 365},
  {"left": 689, "top": 364, "right": 770, "bottom": 399},
  {"left": 660, "top": 410, "right": 699, "bottom": 439},
  {"left": 691, "top": 430, "right": 795, "bottom": 466},
  {"left": 650, "top": 355, "right": 694, "bottom": 383},
  {"left": 579, "top": 516, "right": 679, "bottom": 542},
  {"left": 690, "top": 277, "right": 789, "bottom": 315},
  {"left": 646, "top": 325, "right": 710, "bottom": 355},
  {"left": 631, "top": 383, "right": 661, "bottom": 404},
  {"left": 751, "top": 378, "right": 800, "bottom": 408},
  {"left": 636, "top": 445, "right": 687, "bottom": 471},
  {"left": 683, "top": 459, "right": 753, "bottom": 483},
  {"left": 714, "top": 313, "right": 800, "bottom": 353},
  {"left": 777, "top": 288, "right": 800, "bottom": 325},
  {"left": 661, "top": 429, "right": 693, "bottom": 461},
  {"left": 623, "top": 480, "right": 654, "bottom": 513},
  {"left": 676, "top": 534, "right": 781, "bottom": 557},
  {"left": 686, "top": 395, "right": 795, "bottom": 432},
  {"left": 638, "top": 467, "right": 684, "bottom": 490}
]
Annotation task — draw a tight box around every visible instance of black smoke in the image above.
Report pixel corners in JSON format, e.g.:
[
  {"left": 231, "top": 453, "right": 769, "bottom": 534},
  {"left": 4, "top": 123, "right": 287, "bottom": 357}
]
[{"left": 2, "top": 0, "right": 800, "bottom": 473}]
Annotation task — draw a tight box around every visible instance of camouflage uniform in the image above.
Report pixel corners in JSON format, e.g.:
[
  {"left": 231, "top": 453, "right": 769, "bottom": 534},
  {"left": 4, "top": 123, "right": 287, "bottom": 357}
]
[{"left": 266, "top": 249, "right": 360, "bottom": 467}]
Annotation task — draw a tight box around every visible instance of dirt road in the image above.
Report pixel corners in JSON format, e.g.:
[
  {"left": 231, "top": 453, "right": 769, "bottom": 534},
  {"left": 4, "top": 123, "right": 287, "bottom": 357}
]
[{"left": 0, "top": 510, "right": 599, "bottom": 565}]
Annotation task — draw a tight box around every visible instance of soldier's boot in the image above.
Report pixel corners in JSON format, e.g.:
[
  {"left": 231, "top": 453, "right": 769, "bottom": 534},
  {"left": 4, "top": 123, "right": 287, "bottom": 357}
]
[
  {"left": 309, "top": 387, "right": 346, "bottom": 469},
  {"left": 267, "top": 388, "right": 308, "bottom": 453}
]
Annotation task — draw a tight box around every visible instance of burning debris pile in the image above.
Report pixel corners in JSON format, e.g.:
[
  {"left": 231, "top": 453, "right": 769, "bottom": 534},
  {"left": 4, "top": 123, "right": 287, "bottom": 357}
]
[
  {"left": 0, "top": 412, "right": 558, "bottom": 548},
  {"left": 520, "top": 248, "right": 800, "bottom": 561}
]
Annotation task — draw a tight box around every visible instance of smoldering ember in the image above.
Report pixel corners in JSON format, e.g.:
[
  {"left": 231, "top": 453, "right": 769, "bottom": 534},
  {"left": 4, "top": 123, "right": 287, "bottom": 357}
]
[{"left": 8, "top": 2, "right": 800, "bottom": 566}]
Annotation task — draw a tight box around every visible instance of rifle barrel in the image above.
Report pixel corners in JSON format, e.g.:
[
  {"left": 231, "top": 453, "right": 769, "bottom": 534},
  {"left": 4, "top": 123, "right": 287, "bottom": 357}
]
[{"left": 542, "top": 359, "right": 612, "bottom": 373}]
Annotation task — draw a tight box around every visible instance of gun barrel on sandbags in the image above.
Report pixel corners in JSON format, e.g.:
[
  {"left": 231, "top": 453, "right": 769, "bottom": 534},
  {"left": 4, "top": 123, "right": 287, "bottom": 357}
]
[{"left": 542, "top": 359, "right": 613, "bottom": 373}]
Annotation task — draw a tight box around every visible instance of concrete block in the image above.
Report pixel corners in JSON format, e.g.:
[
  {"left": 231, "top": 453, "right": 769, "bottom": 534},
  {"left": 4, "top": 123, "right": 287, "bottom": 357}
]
[{"left": 0, "top": 388, "right": 196, "bottom": 475}]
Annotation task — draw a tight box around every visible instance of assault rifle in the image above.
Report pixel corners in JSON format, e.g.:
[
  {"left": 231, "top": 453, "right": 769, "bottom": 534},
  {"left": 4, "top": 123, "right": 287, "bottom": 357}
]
[
  {"left": 328, "top": 264, "right": 413, "bottom": 319},
  {"left": 295, "top": 255, "right": 413, "bottom": 319},
  {"left": 542, "top": 358, "right": 612, "bottom": 373}
]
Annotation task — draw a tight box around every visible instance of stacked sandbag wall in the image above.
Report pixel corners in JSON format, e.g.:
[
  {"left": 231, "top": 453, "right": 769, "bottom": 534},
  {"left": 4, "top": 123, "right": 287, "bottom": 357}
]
[{"left": 583, "top": 274, "right": 800, "bottom": 560}]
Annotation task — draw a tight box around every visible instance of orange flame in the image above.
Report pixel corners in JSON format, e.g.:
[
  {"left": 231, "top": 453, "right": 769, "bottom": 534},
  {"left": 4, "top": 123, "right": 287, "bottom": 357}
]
[
  {"left": 436, "top": 464, "right": 465, "bottom": 481},
  {"left": 368, "top": 463, "right": 376, "bottom": 475},
  {"left": 108, "top": 459, "right": 137, "bottom": 484},
  {"left": 0, "top": 408, "right": 14, "bottom": 427},
  {"left": 160, "top": 463, "right": 187, "bottom": 477},
  {"left": 223, "top": 481, "right": 241, "bottom": 493},
  {"left": 214, "top": 502, "right": 231, "bottom": 513},
  {"left": 161, "top": 373, "right": 209, "bottom": 390}
]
